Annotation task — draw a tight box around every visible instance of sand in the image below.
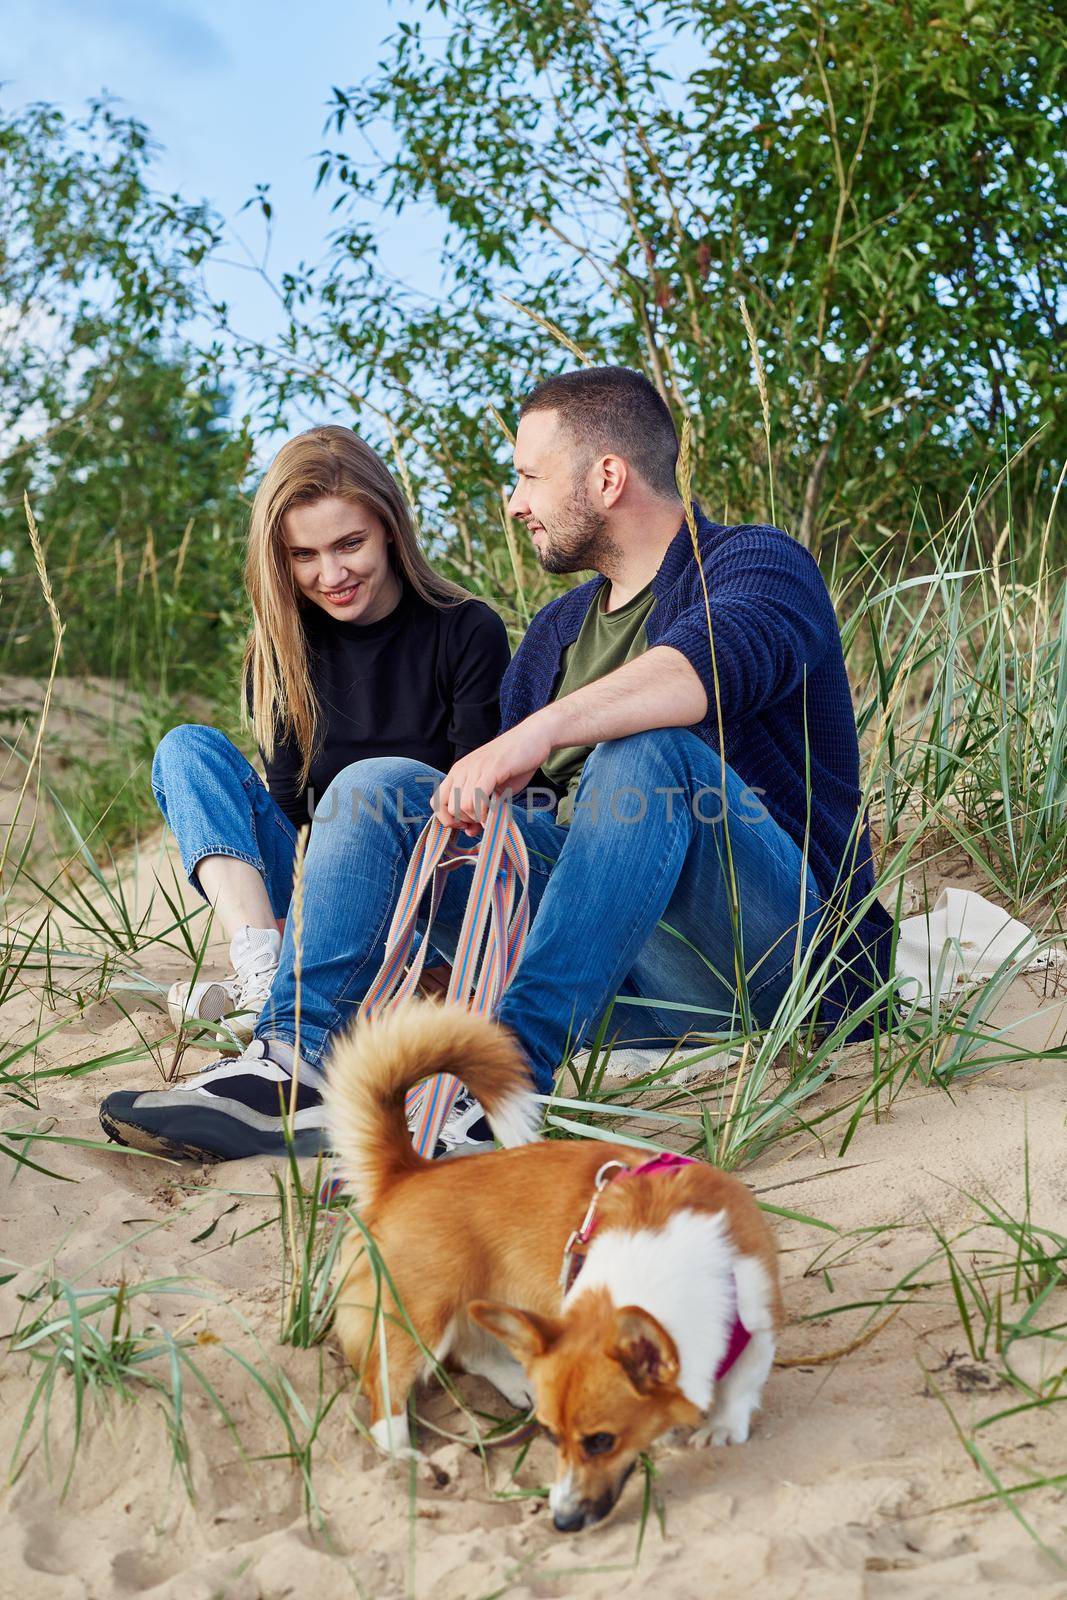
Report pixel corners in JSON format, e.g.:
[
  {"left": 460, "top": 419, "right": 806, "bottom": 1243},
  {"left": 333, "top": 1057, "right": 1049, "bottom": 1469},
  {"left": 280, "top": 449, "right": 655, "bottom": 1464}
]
[{"left": 1, "top": 823, "right": 1065, "bottom": 1599}]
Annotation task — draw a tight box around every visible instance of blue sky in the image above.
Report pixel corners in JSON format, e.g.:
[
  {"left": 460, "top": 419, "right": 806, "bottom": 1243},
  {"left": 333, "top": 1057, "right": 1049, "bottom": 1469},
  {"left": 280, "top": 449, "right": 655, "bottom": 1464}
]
[{"left": 4, "top": 0, "right": 446, "bottom": 401}]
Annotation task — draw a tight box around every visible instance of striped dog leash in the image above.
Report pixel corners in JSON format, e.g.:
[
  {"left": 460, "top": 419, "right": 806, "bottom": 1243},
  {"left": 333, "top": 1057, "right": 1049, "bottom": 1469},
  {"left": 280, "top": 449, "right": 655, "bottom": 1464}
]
[{"left": 358, "top": 792, "right": 530, "bottom": 1158}]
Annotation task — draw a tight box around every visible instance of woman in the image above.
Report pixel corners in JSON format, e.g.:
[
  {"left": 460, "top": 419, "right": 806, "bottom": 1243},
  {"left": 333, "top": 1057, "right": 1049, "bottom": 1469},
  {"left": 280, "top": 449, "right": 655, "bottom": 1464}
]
[{"left": 155, "top": 425, "right": 510, "bottom": 1043}]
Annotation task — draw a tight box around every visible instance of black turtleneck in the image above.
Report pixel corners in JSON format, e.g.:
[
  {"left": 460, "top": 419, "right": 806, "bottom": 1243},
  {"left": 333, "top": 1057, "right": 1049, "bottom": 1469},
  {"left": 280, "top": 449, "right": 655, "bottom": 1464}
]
[{"left": 259, "top": 585, "right": 511, "bottom": 828}]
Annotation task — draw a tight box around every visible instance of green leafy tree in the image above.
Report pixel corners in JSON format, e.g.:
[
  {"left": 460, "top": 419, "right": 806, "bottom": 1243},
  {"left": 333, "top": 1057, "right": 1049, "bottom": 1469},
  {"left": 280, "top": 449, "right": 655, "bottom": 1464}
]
[
  {"left": 258, "top": 0, "right": 1063, "bottom": 564},
  {"left": 1, "top": 95, "right": 219, "bottom": 419},
  {"left": 0, "top": 343, "right": 251, "bottom": 698},
  {"left": 0, "top": 96, "right": 249, "bottom": 696}
]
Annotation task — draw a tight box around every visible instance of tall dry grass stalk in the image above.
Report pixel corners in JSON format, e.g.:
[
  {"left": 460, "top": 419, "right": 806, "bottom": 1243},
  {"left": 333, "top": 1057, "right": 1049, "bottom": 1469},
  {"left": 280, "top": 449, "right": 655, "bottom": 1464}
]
[
  {"left": 676, "top": 419, "right": 751, "bottom": 1013},
  {"left": 498, "top": 500, "right": 529, "bottom": 626},
  {"left": 277, "top": 818, "right": 333, "bottom": 1349},
  {"left": 382, "top": 414, "right": 423, "bottom": 541},
  {"left": 739, "top": 295, "right": 776, "bottom": 528},
  {"left": 486, "top": 401, "right": 515, "bottom": 446},
  {"left": 0, "top": 497, "right": 67, "bottom": 884},
  {"left": 172, "top": 517, "right": 195, "bottom": 594},
  {"left": 135, "top": 524, "right": 159, "bottom": 601},
  {"left": 286, "top": 822, "right": 310, "bottom": 1123},
  {"left": 498, "top": 293, "right": 592, "bottom": 366},
  {"left": 488, "top": 403, "right": 530, "bottom": 621}
]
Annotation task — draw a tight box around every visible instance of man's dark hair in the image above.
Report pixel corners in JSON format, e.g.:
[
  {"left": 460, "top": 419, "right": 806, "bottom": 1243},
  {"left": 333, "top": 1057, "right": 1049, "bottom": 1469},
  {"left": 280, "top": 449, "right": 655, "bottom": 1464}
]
[{"left": 519, "top": 366, "right": 680, "bottom": 500}]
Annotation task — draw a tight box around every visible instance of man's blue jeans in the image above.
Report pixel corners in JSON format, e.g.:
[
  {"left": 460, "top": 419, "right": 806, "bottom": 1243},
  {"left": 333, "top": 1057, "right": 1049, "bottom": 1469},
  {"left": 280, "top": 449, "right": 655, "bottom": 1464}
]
[{"left": 254, "top": 728, "right": 823, "bottom": 1093}]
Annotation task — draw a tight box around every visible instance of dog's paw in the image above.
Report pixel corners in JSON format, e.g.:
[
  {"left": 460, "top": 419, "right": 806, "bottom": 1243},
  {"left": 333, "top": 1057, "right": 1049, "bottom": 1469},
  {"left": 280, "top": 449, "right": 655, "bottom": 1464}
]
[
  {"left": 689, "top": 1415, "right": 750, "bottom": 1449},
  {"left": 654, "top": 1424, "right": 693, "bottom": 1450},
  {"left": 370, "top": 1414, "right": 422, "bottom": 1459},
  {"left": 459, "top": 1350, "right": 534, "bottom": 1412}
]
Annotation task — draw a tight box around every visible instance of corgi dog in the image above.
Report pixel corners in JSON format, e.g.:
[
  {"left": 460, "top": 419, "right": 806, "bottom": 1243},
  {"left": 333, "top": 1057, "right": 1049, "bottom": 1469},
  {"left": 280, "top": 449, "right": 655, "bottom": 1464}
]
[{"left": 324, "top": 999, "right": 781, "bottom": 1532}]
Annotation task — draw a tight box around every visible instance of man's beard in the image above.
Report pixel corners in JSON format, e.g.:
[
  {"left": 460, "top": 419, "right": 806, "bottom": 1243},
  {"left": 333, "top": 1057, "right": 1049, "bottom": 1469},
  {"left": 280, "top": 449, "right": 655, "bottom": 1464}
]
[{"left": 534, "top": 484, "right": 621, "bottom": 575}]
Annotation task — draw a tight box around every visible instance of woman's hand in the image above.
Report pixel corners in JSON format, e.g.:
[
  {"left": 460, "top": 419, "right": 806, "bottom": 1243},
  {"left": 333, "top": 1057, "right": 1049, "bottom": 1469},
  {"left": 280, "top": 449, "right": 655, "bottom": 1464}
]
[{"left": 433, "top": 711, "right": 557, "bottom": 830}]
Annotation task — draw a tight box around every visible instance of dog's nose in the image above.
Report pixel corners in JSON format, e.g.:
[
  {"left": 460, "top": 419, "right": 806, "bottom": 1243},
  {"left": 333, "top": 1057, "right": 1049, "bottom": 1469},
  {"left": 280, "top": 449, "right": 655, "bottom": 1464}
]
[{"left": 552, "top": 1506, "right": 588, "bottom": 1533}]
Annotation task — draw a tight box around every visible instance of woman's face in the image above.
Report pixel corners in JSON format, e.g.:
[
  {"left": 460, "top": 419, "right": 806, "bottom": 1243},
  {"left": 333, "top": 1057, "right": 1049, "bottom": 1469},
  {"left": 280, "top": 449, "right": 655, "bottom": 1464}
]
[{"left": 282, "top": 496, "right": 402, "bottom": 624}]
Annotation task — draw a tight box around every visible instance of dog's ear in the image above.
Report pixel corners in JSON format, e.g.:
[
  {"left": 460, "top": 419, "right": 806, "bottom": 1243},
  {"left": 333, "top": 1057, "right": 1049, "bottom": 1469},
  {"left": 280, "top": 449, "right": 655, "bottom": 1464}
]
[
  {"left": 469, "top": 1300, "right": 561, "bottom": 1363},
  {"left": 611, "top": 1305, "right": 681, "bottom": 1395}
]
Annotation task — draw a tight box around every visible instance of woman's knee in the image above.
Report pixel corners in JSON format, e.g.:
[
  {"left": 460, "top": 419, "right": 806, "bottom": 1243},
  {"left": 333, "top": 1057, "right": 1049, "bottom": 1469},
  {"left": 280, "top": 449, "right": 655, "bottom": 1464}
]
[
  {"left": 311, "top": 756, "right": 439, "bottom": 826},
  {"left": 152, "top": 724, "right": 244, "bottom": 797}
]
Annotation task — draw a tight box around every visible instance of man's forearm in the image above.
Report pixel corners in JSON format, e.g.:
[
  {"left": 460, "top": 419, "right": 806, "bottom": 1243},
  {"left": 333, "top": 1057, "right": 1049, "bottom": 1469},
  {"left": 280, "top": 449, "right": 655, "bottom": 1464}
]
[{"left": 534, "top": 645, "right": 709, "bottom": 751}]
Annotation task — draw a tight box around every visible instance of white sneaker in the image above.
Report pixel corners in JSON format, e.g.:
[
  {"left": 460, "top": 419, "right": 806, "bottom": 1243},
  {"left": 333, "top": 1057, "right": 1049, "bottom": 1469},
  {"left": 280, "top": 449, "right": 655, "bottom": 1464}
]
[
  {"left": 433, "top": 1092, "right": 496, "bottom": 1160},
  {"left": 167, "top": 926, "right": 282, "bottom": 1047}
]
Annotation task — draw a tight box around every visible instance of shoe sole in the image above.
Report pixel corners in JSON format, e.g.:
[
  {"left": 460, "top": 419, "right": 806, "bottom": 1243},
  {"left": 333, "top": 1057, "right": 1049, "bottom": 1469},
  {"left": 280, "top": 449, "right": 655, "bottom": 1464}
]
[
  {"left": 100, "top": 1103, "right": 330, "bottom": 1162},
  {"left": 436, "top": 1138, "right": 497, "bottom": 1162}
]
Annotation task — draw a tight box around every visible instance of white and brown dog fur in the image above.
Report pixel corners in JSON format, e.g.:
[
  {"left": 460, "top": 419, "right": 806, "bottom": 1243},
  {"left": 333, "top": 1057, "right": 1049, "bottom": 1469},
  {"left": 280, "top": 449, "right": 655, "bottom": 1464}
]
[{"left": 324, "top": 999, "right": 781, "bottom": 1531}]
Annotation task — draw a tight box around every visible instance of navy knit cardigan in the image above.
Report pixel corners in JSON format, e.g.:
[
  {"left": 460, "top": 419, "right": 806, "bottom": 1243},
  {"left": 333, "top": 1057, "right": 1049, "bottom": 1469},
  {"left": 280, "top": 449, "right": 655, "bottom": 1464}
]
[{"left": 499, "top": 508, "right": 897, "bottom": 1042}]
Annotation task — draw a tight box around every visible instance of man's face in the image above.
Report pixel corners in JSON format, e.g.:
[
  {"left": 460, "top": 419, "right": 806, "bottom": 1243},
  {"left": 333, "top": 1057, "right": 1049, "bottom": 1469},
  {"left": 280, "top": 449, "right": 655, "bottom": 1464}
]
[{"left": 508, "top": 410, "right": 618, "bottom": 575}]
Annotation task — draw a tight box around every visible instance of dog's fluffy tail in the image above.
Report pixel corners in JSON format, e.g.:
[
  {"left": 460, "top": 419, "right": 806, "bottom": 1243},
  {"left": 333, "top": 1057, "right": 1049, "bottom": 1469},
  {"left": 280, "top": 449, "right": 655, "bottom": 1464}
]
[{"left": 323, "top": 998, "right": 540, "bottom": 1206}]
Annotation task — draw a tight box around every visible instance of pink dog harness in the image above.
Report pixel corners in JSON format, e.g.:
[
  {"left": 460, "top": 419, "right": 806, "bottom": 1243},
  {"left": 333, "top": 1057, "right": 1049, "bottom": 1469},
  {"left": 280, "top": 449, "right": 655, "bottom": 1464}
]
[{"left": 559, "top": 1152, "right": 751, "bottom": 1383}]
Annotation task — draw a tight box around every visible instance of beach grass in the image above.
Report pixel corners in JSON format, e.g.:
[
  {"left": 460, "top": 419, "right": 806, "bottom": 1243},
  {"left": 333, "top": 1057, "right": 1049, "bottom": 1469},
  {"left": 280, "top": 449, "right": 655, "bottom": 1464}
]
[{"left": 1, "top": 449, "right": 1064, "bottom": 1585}]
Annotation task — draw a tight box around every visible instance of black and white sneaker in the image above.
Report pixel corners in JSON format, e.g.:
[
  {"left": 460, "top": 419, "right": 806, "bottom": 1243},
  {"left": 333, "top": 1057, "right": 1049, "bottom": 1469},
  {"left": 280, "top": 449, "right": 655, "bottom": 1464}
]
[
  {"left": 99, "top": 1038, "right": 329, "bottom": 1161},
  {"left": 432, "top": 1091, "right": 497, "bottom": 1160}
]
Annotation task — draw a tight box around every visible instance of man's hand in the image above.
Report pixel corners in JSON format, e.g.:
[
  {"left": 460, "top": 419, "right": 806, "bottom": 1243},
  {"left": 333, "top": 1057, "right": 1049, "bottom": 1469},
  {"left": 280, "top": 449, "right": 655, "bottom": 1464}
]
[
  {"left": 433, "top": 711, "right": 557, "bottom": 829},
  {"left": 431, "top": 645, "right": 707, "bottom": 831},
  {"left": 415, "top": 962, "right": 452, "bottom": 1000}
]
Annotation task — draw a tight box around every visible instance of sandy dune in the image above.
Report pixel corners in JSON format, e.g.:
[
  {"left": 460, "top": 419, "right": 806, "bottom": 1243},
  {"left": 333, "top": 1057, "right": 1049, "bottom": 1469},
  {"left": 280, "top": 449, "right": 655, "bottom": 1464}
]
[{"left": 1, "top": 828, "right": 1065, "bottom": 1598}]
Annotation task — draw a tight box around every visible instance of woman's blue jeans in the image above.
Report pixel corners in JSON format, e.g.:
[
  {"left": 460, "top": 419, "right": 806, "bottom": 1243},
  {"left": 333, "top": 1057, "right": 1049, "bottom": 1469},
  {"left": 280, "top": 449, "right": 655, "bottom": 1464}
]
[
  {"left": 152, "top": 725, "right": 298, "bottom": 919},
  {"left": 250, "top": 727, "right": 823, "bottom": 1093}
]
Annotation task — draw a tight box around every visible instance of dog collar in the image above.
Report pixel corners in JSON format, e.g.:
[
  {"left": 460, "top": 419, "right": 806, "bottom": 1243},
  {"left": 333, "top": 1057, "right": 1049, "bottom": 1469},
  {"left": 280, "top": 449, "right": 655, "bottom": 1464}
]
[{"left": 559, "top": 1152, "right": 751, "bottom": 1383}]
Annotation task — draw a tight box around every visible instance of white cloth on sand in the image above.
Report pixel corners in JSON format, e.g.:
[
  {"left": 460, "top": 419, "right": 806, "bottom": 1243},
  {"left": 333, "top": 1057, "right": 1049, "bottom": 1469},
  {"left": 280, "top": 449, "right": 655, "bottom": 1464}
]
[{"left": 578, "top": 888, "right": 1065, "bottom": 1084}]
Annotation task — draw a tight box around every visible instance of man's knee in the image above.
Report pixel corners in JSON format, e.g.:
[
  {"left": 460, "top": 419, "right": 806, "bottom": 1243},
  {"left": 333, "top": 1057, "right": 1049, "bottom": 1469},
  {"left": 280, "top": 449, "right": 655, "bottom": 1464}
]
[
  {"left": 578, "top": 729, "right": 761, "bottom": 830},
  {"left": 576, "top": 728, "right": 708, "bottom": 821},
  {"left": 582, "top": 727, "right": 699, "bottom": 775}
]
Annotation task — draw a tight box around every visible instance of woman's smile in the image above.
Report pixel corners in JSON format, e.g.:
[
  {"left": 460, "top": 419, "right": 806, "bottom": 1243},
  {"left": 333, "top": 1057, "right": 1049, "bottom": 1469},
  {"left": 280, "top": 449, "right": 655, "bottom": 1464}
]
[{"left": 320, "top": 580, "right": 362, "bottom": 607}]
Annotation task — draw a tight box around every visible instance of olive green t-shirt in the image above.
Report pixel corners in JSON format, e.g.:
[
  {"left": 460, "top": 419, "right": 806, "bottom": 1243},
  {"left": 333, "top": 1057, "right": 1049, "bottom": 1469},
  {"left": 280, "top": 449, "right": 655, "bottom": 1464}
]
[{"left": 540, "top": 579, "right": 657, "bottom": 823}]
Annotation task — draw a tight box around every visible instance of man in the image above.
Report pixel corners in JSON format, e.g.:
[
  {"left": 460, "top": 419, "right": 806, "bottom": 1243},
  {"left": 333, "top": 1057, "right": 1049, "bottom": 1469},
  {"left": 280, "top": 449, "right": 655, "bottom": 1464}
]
[{"left": 101, "top": 368, "right": 896, "bottom": 1160}]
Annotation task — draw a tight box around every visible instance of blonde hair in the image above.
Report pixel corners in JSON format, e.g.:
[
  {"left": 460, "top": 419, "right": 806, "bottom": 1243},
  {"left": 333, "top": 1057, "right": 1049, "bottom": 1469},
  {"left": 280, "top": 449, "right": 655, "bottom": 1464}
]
[{"left": 243, "top": 426, "right": 469, "bottom": 784}]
